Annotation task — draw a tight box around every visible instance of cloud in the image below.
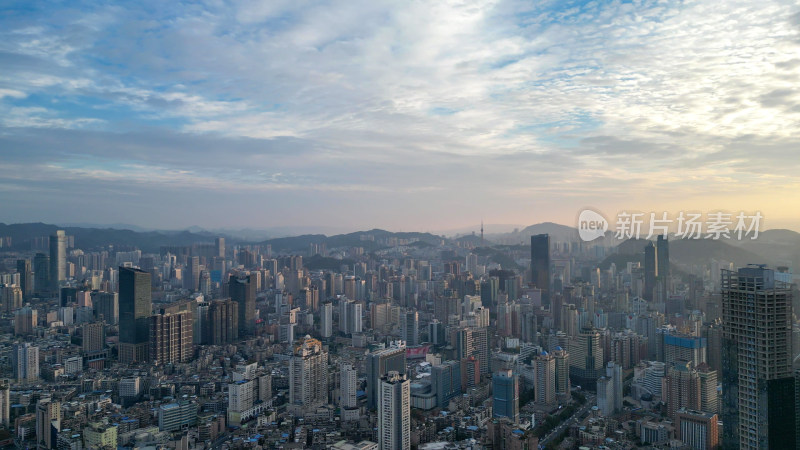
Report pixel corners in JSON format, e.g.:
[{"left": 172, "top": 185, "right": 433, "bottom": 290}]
[{"left": 0, "top": 0, "right": 798, "bottom": 229}]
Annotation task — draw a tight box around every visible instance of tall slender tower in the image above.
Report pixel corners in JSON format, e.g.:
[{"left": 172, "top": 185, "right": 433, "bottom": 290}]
[
  {"left": 289, "top": 336, "right": 328, "bottom": 407},
  {"left": 530, "top": 234, "right": 550, "bottom": 306},
  {"left": 656, "top": 234, "right": 670, "bottom": 299},
  {"left": 721, "top": 266, "right": 794, "bottom": 449},
  {"left": 16, "top": 259, "right": 33, "bottom": 300},
  {"left": 49, "top": 230, "right": 66, "bottom": 292},
  {"left": 229, "top": 273, "right": 256, "bottom": 336},
  {"left": 643, "top": 241, "right": 657, "bottom": 302},
  {"left": 118, "top": 267, "right": 152, "bottom": 364},
  {"left": 378, "top": 371, "right": 410, "bottom": 450}
]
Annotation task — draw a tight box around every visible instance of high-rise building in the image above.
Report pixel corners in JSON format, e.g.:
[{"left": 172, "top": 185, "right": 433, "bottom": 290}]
[
  {"left": 289, "top": 336, "right": 328, "bottom": 407},
  {"left": 676, "top": 409, "right": 719, "bottom": 450},
  {"left": 656, "top": 235, "right": 670, "bottom": 299},
  {"left": 150, "top": 311, "right": 193, "bottom": 365},
  {"left": 12, "top": 343, "right": 39, "bottom": 382},
  {"left": 457, "top": 327, "right": 489, "bottom": 375},
  {"left": 721, "top": 266, "right": 795, "bottom": 449},
  {"left": 91, "top": 291, "right": 119, "bottom": 324},
  {"left": 229, "top": 274, "right": 256, "bottom": 336},
  {"left": 552, "top": 347, "right": 570, "bottom": 395},
  {"left": 597, "top": 361, "right": 623, "bottom": 416},
  {"left": 643, "top": 241, "right": 657, "bottom": 302},
  {"left": 82, "top": 322, "right": 106, "bottom": 353},
  {"left": 36, "top": 398, "right": 60, "bottom": 450},
  {"left": 533, "top": 352, "right": 556, "bottom": 406},
  {"left": 320, "top": 302, "right": 333, "bottom": 338},
  {"left": 666, "top": 361, "right": 701, "bottom": 421},
  {"left": 696, "top": 363, "right": 719, "bottom": 415},
  {"left": 367, "top": 343, "right": 407, "bottom": 410},
  {"left": 340, "top": 363, "right": 358, "bottom": 408},
  {"left": 378, "top": 371, "right": 410, "bottom": 450},
  {"left": 14, "top": 305, "right": 37, "bottom": 335},
  {"left": 49, "top": 230, "right": 67, "bottom": 293},
  {"left": 16, "top": 259, "right": 33, "bottom": 300},
  {"left": 664, "top": 333, "right": 707, "bottom": 369},
  {"left": 208, "top": 299, "right": 238, "bottom": 345},
  {"left": 400, "top": 310, "right": 419, "bottom": 346},
  {"left": 492, "top": 369, "right": 519, "bottom": 423},
  {"left": 187, "top": 256, "right": 200, "bottom": 291},
  {"left": 0, "top": 381, "right": 9, "bottom": 428},
  {"left": 33, "top": 253, "right": 50, "bottom": 297},
  {"left": 215, "top": 237, "right": 225, "bottom": 258},
  {"left": 530, "top": 234, "right": 550, "bottom": 306},
  {"left": 118, "top": 267, "right": 152, "bottom": 364},
  {"left": 569, "top": 326, "right": 604, "bottom": 390},
  {"left": 432, "top": 360, "right": 461, "bottom": 409}
]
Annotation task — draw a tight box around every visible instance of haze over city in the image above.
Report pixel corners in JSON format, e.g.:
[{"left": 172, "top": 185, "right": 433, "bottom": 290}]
[{"left": 2, "top": 0, "right": 799, "bottom": 231}]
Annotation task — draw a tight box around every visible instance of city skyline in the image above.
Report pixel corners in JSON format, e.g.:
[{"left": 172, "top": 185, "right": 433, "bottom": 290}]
[{"left": 2, "top": 0, "right": 799, "bottom": 230}]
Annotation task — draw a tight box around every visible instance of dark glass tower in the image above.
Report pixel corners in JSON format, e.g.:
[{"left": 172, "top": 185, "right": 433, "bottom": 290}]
[
  {"left": 643, "top": 241, "right": 657, "bottom": 301},
  {"left": 118, "top": 267, "right": 152, "bottom": 364},
  {"left": 530, "top": 234, "right": 550, "bottom": 307},
  {"left": 229, "top": 273, "right": 256, "bottom": 336},
  {"left": 656, "top": 235, "right": 670, "bottom": 299}
]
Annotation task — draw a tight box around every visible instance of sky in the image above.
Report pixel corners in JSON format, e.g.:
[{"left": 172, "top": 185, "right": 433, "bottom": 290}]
[{"left": 1, "top": 0, "right": 799, "bottom": 233}]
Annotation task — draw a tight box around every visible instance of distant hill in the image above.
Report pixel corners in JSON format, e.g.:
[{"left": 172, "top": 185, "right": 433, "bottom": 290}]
[
  {"left": 259, "top": 229, "right": 445, "bottom": 253},
  {"left": 490, "top": 222, "right": 580, "bottom": 244},
  {"left": 0, "top": 223, "right": 226, "bottom": 253},
  {"left": 612, "top": 236, "right": 775, "bottom": 268}
]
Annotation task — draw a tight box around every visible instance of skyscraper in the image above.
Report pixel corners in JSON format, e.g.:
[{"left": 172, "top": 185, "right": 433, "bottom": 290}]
[
  {"left": 643, "top": 241, "right": 657, "bottom": 302},
  {"left": 320, "top": 302, "right": 333, "bottom": 338},
  {"left": 530, "top": 234, "right": 550, "bottom": 306},
  {"left": 118, "top": 267, "right": 152, "bottom": 364},
  {"left": 721, "top": 266, "right": 795, "bottom": 449},
  {"left": 91, "top": 291, "right": 118, "bottom": 324},
  {"left": 187, "top": 256, "right": 200, "bottom": 291},
  {"left": 208, "top": 299, "right": 238, "bottom": 345},
  {"left": 229, "top": 273, "right": 256, "bottom": 336},
  {"left": 16, "top": 259, "right": 33, "bottom": 300},
  {"left": 367, "top": 344, "right": 407, "bottom": 410},
  {"left": 49, "top": 230, "right": 67, "bottom": 292},
  {"left": 553, "top": 347, "right": 570, "bottom": 395},
  {"left": 150, "top": 311, "right": 193, "bottom": 365},
  {"left": 457, "top": 327, "right": 489, "bottom": 375},
  {"left": 492, "top": 369, "right": 519, "bottom": 423},
  {"left": 33, "top": 253, "right": 50, "bottom": 297},
  {"left": 378, "top": 371, "right": 410, "bottom": 450},
  {"left": 656, "top": 235, "right": 670, "bottom": 298},
  {"left": 215, "top": 237, "right": 225, "bottom": 258},
  {"left": 569, "top": 326, "right": 604, "bottom": 390},
  {"left": 400, "top": 310, "right": 419, "bottom": 346},
  {"left": 534, "top": 351, "right": 556, "bottom": 406},
  {"left": 0, "top": 381, "right": 9, "bottom": 428},
  {"left": 289, "top": 335, "right": 328, "bottom": 407},
  {"left": 12, "top": 343, "right": 39, "bottom": 382}
]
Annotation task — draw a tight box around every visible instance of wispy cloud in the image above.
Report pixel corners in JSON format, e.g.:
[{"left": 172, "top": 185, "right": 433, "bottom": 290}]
[{"left": 0, "top": 0, "right": 798, "bottom": 230}]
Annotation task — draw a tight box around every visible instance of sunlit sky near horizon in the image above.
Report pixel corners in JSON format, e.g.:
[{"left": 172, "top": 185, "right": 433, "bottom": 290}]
[{"left": 1, "top": 0, "right": 799, "bottom": 232}]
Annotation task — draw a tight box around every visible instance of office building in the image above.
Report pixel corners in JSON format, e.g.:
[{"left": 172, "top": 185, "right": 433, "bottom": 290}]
[
  {"left": 377, "top": 371, "right": 410, "bottom": 450},
  {"left": 150, "top": 311, "right": 193, "bottom": 365},
  {"left": 12, "top": 343, "right": 39, "bottom": 382},
  {"left": 33, "top": 253, "right": 50, "bottom": 297},
  {"left": 657, "top": 235, "right": 670, "bottom": 299},
  {"left": 0, "top": 382, "right": 8, "bottom": 428},
  {"left": 289, "top": 336, "right": 328, "bottom": 407},
  {"left": 492, "top": 369, "right": 519, "bottom": 423},
  {"left": 697, "top": 363, "right": 719, "bottom": 415},
  {"left": 530, "top": 234, "right": 550, "bottom": 306},
  {"left": 118, "top": 267, "right": 152, "bottom": 364},
  {"left": 49, "top": 230, "right": 67, "bottom": 292},
  {"left": 664, "top": 333, "right": 707, "bottom": 368},
  {"left": 367, "top": 343, "right": 407, "bottom": 410},
  {"left": 721, "top": 266, "right": 795, "bottom": 449},
  {"left": 229, "top": 273, "right": 256, "bottom": 336},
  {"left": 82, "top": 322, "right": 106, "bottom": 353},
  {"left": 159, "top": 401, "right": 198, "bottom": 432},
  {"left": 569, "top": 326, "right": 604, "bottom": 389}
]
